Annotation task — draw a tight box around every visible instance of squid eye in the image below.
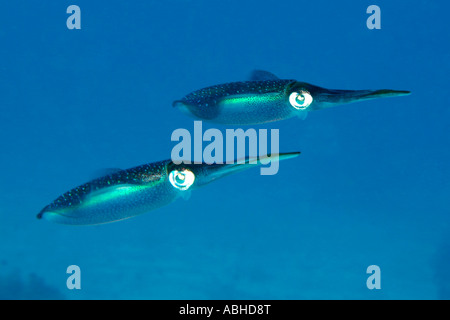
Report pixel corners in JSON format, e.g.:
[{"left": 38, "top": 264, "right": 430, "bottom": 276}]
[
  {"left": 289, "top": 91, "right": 313, "bottom": 110},
  {"left": 169, "top": 169, "right": 195, "bottom": 190}
]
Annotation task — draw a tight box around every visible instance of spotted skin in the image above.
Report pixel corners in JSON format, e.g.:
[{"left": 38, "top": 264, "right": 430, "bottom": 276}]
[
  {"left": 37, "top": 153, "right": 302, "bottom": 225},
  {"left": 173, "top": 80, "right": 297, "bottom": 124},
  {"left": 38, "top": 161, "right": 167, "bottom": 212},
  {"left": 174, "top": 71, "right": 411, "bottom": 125},
  {"left": 37, "top": 160, "right": 177, "bottom": 225}
]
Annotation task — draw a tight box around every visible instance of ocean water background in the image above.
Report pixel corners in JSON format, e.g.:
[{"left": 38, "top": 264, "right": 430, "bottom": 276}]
[{"left": 0, "top": 0, "right": 448, "bottom": 299}]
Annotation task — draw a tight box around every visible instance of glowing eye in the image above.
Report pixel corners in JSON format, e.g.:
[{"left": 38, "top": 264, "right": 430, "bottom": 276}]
[
  {"left": 169, "top": 169, "right": 195, "bottom": 190},
  {"left": 289, "top": 91, "right": 313, "bottom": 110}
]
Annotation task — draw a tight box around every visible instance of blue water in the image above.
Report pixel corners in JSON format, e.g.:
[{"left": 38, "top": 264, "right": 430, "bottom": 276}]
[{"left": 0, "top": 0, "right": 448, "bottom": 299}]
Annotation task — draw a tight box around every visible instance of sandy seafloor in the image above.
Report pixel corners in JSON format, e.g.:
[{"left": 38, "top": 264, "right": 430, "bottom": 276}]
[{"left": 0, "top": 1, "right": 449, "bottom": 299}]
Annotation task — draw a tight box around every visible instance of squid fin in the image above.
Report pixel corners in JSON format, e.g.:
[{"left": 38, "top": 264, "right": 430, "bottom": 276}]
[{"left": 249, "top": 70, "right": 280, "bottom": 81}]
